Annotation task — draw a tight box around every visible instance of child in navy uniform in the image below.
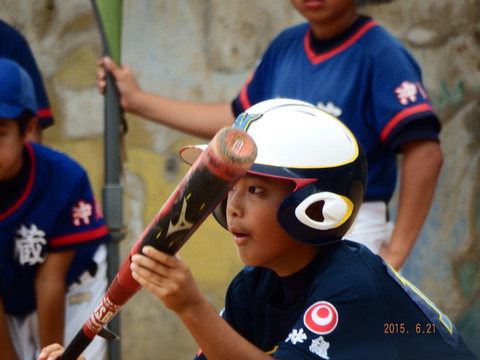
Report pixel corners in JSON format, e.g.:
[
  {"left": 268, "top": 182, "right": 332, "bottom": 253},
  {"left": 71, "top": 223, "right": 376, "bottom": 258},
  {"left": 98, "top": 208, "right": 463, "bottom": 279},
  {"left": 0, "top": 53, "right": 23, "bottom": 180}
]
[
  {"left": 0, "top": 20, "right": 55, "bottom": 142},
  {"left": 0, "top": 58, "right": 110, "bottom": 360},
  {"left": 39, "top": 99, "right": 475, "bottom": 360}
]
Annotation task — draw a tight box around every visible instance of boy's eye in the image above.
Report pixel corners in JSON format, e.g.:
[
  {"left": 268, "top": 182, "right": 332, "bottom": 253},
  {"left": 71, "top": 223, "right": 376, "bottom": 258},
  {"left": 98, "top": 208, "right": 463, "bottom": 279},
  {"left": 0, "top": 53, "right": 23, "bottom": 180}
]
[{"left": 248, "top": 186, "right": 263, "bottom": 194}]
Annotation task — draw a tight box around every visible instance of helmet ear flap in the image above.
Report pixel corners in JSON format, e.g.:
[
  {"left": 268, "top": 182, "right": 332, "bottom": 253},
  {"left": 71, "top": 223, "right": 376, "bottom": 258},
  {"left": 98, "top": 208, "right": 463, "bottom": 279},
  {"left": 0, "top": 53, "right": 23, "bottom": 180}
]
[
  {"left": 277, "top": 183, "right": 359, "bottom": 246},
  {"left": 295, "top": 192, "right": 354, "bottom": 230}
]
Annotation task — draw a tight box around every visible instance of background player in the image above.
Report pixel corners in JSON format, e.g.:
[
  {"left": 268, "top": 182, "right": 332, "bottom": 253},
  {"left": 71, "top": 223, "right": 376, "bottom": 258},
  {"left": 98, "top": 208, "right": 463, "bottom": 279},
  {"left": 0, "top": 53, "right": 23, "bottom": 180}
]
[
  {"left": 0, "top": 58, "right": 109, "bottom": 360},
  {"left": 39, "top": 99, "right": 475, "bottom": 360},
  {"left": 0, "top": 20, "right": 54, "bottom": 143},
  {"left": 96, "top": 0, "right": 443, "bottom": 270}
]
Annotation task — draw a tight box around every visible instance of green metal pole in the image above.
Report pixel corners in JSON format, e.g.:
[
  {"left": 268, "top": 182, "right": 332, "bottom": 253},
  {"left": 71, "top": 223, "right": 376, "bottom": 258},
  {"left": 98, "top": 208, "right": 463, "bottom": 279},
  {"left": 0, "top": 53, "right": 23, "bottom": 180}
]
[{"left": 90, "top": 1, "right": 125, "bottom": 360}]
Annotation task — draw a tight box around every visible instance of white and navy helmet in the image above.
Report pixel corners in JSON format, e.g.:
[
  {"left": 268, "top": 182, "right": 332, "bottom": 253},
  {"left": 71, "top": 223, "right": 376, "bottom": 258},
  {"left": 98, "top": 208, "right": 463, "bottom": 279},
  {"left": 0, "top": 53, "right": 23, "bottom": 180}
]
[{"left": 180, "top": 99, "right": 367, "bottom": 246}]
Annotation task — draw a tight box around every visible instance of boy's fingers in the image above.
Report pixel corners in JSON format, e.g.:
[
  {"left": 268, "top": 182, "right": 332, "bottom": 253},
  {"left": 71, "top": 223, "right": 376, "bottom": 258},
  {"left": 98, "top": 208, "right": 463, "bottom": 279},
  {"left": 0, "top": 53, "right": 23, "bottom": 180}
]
[
  {"left": 102, "top": 56, "right": 119, "bottom": 75},
  {"left": 38, "top": 343, "right": 64, "bottom": 360},
  {"left": 141, "top": 246, "right": 179, "bottom": 267},
  {"left": 130, "top": 248, "right": 180, "bottom": 279},
  {"left": 95, "top": 68, "right": 105, "bottom": 80}
]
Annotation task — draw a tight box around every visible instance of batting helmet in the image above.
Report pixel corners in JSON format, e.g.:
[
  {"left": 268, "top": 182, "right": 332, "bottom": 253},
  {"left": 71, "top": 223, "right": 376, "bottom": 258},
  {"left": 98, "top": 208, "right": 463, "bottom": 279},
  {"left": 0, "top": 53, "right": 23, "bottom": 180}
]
[{"left": 180, "top": 99, "right": 367, "bottom": 246}]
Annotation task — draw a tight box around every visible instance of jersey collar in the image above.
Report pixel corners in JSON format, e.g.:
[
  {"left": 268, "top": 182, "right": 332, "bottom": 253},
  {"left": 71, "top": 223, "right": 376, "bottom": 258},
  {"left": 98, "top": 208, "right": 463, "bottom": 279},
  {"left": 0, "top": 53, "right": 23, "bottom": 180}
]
[
  {"left": 304, "top": 16, "right": 377, "bottom": 65},
  {"left": 0, "top": 143, "right": 35, "bottom": 220}
]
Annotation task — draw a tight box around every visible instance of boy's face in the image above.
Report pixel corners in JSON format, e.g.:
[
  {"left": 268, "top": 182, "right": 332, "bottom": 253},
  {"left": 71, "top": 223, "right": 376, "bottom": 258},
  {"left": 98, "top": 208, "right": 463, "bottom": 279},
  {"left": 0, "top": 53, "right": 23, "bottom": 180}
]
[
  {"left": 226, "top": 174, "right": 317, "bottom": 276},
  {"left": 0, "top": 118, "right": 27, "bottom": 181},
  {"left": 289, "top": 0, "right": 357, "bottom": 25}
]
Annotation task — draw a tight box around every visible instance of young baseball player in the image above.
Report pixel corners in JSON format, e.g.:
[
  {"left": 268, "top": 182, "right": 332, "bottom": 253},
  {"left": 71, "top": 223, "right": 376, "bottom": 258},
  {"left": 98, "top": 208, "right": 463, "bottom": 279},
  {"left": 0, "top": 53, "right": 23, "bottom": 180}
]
[
  {"left": 0, "top": 20, "right": 54, "bottom": 143},
  {"left": 96, "top": 0, "right": 443, "bottom": 270},
  {"left": 38, "top": 99, "right": 475, "bottom": 360},
  {"left": 0, "top": 58, "right": 110, "bottom": 360}
]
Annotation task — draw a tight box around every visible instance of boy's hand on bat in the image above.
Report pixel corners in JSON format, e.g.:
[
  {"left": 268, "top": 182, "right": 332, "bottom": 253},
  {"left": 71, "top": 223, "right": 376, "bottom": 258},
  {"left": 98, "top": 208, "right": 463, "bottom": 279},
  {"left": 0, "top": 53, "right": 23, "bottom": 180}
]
[
  {"left": 131, "top": 246, "right": 204, "bottom": 314},
  {"left": 38, "top": 344, "right": 86, "bottom": 360}
]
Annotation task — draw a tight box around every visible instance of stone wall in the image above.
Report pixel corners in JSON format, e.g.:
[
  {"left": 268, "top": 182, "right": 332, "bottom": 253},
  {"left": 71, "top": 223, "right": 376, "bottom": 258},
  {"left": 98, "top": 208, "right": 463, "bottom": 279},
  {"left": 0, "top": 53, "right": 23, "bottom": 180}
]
[
  {"left": 1, "top": 0, "right": 478, "bottom": 358},
  {"left": 363, "top": 2, "right": 480, "bottom": 356}
]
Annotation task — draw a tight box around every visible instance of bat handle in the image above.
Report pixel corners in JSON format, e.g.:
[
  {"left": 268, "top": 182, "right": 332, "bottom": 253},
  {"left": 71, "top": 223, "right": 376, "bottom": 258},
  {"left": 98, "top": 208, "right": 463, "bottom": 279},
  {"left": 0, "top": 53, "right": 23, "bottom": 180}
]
[{"left": 58, "top": 329, "right": 93, "bottom": 360}]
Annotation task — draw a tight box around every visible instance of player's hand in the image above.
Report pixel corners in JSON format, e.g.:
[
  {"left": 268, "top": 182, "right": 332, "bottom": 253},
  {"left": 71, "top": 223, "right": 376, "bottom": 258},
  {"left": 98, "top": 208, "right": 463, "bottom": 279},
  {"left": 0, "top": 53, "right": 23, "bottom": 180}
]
[
  {"left": 131, "top": 246, "right": 204, "bottom": 315},
  {"left": 96, "top": 56, "right": 142, "bottom": 111},
  {"left": 37, "top": 343, "right": 86, "bottom": 360}
]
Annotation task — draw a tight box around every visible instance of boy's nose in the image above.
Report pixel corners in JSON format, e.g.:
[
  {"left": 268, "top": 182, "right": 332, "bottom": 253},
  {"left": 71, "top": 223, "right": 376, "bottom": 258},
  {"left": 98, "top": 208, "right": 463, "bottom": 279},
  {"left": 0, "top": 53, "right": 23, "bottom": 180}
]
[{"left": 226, "top": 191, "right": 244, "bottom": 219}]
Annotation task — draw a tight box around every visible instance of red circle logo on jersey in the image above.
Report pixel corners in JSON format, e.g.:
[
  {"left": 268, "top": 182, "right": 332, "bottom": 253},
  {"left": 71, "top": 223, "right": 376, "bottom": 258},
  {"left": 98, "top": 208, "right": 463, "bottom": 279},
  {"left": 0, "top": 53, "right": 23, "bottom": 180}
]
[{"left": 303, "top": 301, "right": 338, "bottom": 335}]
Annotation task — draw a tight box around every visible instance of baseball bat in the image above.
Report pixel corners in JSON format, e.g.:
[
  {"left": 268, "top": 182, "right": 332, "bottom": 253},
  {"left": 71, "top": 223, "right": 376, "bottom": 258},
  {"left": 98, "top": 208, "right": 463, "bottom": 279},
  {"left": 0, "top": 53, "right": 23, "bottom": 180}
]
[{"left": 59, "top": 126, "right": 257, "bottom": 360}]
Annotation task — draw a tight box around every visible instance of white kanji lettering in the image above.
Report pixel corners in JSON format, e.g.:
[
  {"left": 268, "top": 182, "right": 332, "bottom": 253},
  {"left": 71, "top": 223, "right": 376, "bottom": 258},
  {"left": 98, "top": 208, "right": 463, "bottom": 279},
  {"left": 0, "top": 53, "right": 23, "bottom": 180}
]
[
  {"left": 285, "top": 328, "right": 307, "bottom": 345},
  {"left": 72, "top": 200, "right": 93, "bottom": 226},
  {"left": 15, "top": 224, "right": 47, "bottom": 265},
  {"left": 395, "top": 81, "right": 418, "bottom": 105},
  {"left": 316, "top": 101, "right": 342, "bottom": 117},
  {"left": 309, "top": 336, "right": 330, "bottom": 359}
]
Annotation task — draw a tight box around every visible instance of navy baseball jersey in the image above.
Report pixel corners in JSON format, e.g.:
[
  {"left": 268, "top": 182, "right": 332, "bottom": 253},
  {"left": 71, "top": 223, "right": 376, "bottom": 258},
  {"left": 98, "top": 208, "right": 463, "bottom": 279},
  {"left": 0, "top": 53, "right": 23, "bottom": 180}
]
[
  {"left": 232, "top": 16, "right": 440, "bottom": 203},
  {"left": 194, "top": 241, "right": 475, "bottom": 359},
  {"left": 0, "top": 143, "right": 110, "bottom": 316},
  {"left": 0, "top": 20, "right": 54, "bottom": 128}
]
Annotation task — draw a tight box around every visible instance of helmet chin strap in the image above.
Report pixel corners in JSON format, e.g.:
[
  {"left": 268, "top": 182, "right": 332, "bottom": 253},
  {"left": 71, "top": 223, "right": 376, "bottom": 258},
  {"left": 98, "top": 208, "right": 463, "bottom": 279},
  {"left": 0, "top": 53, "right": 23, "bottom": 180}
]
[{"left": 294, "top": 192, "right": 354, "bottom": 230}]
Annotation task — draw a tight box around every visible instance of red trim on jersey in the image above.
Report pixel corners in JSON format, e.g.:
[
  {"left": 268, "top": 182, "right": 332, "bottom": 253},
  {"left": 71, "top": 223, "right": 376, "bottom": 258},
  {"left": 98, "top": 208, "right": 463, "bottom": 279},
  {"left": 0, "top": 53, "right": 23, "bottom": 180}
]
[
  {"left": 37, "top": 108, "right": 53, "bottom": 119},
  {"left": 49, "top": 225, "right": 110, "bottom": 247},
  {"left": 0, "top": 143, "right": 36, "bottom": 220},
  {"left": 380, "top": 103, "right": 434, "bottom": 143},
  {"left": 304, "top": 20, "right": 377, "bottom": 65}
]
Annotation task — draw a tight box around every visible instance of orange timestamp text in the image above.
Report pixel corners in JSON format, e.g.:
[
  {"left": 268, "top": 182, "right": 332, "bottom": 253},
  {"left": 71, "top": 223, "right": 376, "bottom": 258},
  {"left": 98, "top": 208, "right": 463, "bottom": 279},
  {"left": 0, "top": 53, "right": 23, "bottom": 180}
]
[{"left": 384, "top": 323, "right": 436, "bottom": 334}]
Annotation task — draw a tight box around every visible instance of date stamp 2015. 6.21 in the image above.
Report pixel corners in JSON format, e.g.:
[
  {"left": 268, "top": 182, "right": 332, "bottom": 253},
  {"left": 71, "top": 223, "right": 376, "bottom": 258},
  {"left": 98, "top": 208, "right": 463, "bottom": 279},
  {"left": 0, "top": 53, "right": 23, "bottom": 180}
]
[{"left": 384, "top": 323, "right": 437, "bottom": 334}]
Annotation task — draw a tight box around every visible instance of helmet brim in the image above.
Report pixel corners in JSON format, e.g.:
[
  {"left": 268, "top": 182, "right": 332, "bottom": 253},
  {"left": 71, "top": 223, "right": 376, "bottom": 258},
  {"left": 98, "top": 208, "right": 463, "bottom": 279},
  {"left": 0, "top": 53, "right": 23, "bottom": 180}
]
[{"left": 179, "top": 144, "right": 206, "bottom": 165}]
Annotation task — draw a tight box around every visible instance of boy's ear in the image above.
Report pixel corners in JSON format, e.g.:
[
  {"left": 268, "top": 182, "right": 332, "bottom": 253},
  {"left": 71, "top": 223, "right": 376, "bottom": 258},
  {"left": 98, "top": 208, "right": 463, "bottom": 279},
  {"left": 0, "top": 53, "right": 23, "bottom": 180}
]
[{"left": 24, "top": 116, "right": 38, "bottom": 141}]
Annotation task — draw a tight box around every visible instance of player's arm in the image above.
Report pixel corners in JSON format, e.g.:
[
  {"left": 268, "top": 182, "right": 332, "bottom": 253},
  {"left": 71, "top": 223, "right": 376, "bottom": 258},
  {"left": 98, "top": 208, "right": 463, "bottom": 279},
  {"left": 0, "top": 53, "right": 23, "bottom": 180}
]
[
  {"left": 380, "top": 139, "right": 443, "bottom": 269},
  {"left": 131, "top": 246, "right": 274, "bottom": 360},
  {"left": 0, "top": 296, "right": 20, "bottom": 360},
  {"left": 35, "top": 250, "right": 76, "bottom": 348},
  {"left": 97, "top": 57, "right": 235, "bottom": 139},
  {"left": 178, "top": 298, "right": 281, "bottom": 360}
]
